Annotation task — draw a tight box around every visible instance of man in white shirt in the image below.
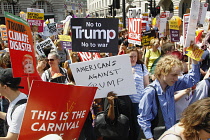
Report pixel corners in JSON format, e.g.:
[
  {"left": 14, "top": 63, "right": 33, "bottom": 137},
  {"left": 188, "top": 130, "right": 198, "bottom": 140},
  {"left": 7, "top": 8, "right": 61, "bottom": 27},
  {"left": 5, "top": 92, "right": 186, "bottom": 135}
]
[{"left": 0, "top": 68, "right": 27, "bottom": 140}]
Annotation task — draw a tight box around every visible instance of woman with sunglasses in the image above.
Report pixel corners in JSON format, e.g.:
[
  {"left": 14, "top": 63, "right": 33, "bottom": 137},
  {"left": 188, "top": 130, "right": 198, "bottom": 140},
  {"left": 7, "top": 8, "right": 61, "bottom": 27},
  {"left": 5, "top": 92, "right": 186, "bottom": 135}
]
[
  {"left": 41, "top": 51, "right": 69, "bottom": 83},
  {"left": 159, "top": 97, "right": 210, "bottom": 140}
]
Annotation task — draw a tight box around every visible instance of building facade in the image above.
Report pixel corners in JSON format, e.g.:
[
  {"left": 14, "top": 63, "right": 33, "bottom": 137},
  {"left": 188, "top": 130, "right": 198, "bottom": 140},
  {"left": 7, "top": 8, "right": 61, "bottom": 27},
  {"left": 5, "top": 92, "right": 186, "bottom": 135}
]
[
  {"left": 0, "top": 0, "right": 67, "bottom": 24},
  {"left": 87, "top": 0, "right": 208, "bottom": 18}
]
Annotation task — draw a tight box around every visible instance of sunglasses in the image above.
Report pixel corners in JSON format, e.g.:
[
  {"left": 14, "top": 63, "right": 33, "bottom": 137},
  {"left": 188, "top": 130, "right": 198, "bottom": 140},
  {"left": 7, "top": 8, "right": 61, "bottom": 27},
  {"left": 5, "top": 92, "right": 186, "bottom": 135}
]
[{"left": 46, "top": 59, "right": 55, "bottom": 62}]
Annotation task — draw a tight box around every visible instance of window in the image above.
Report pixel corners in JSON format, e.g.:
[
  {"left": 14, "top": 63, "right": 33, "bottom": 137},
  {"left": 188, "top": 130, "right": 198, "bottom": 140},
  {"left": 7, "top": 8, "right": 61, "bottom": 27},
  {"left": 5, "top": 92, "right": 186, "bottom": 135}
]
[
  {"left": 1, "top": 1, "right": 20, "bottom": 14},
  {"left": 31, "top": 0, "right": 53, "bottom": 13}
]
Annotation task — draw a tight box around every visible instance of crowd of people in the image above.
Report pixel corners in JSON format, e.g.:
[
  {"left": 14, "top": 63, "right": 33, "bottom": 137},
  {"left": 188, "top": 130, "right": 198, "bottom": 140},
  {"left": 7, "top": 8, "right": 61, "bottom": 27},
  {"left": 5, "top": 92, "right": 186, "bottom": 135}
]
[{"left": 0, "top": 17, "right": 209, "bottom": 140}]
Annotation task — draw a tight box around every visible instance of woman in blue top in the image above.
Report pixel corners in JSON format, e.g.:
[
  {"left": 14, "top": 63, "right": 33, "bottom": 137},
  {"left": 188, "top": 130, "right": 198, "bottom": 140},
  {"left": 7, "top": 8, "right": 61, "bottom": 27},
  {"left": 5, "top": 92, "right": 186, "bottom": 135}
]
[{"left": 127, "top": 48, "right": 149, "bottom": 140}]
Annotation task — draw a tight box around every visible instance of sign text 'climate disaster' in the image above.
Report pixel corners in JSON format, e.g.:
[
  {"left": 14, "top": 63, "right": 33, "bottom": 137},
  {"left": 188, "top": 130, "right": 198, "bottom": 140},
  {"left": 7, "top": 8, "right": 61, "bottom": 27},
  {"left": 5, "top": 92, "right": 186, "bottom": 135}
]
[
  {"left": 7, "top": 20, "right": 32, "bottom": 52},
  {"left": 71, "top": 21, "right": 116, "bottom": 48}
]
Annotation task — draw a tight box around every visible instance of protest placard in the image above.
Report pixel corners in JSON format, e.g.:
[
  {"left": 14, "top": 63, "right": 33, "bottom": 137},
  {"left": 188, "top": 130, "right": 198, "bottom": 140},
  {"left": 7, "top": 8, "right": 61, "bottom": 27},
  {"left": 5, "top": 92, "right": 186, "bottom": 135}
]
[
  {"left": 71, "top": 18, "right": 118, "bottom": 53},
  {"left": 60, "top": 41, "right": 72, "bottom": 50},
  {"left": 185, "top": 0, "right": 200, "bottom": 48},
  {"left": 5, "top": 12, "right": 39, "bottom": 77},
  {"left": 57, "top": 23, "right": 64, "bottom": 33},
  {"left": 70, "top": 54, "right": 137, "bottom": 99},
  {"left": 159, "top": 12, "right": 167, "bottom": 38},
  {"left": 58, "top": 35, "right": 71, "bottom": 42},
  {"left": 18, "top": 80, "right": 97, "bottom": 140},
  {"left": 203, "top": 11, "right": 210, "bottom": 31},
  {"left": 183, "top": 14, "right": 190, "bottom": 42},
  {"left": 169, "top": 20, "right": 180, "bottom": 42},
  {"left": 36, "top": 37, "right": 56, "bottom": 56},
  {"left": 77, "top": 52, "right": 101, "bottom": 61},
  {"left": 141, "top": 30, "right": 154, "bottom": 46},
  {"left": 27, "top": 8, "right": 44, "bottom": 32},
  {"left": 186, "top": 45, "right": 204, "bottom": 61},
  {"left": 47, "top": 22, "right": 58, "bottom": 35},
  {"left": 0, "top": 25, "right": 8, "bottom": 40},
  {"left": 198, "top": 3, "right": 208, "bottom": 25},
  {"left": 128, "top": 7, "right": 142, "bottom": 45}
]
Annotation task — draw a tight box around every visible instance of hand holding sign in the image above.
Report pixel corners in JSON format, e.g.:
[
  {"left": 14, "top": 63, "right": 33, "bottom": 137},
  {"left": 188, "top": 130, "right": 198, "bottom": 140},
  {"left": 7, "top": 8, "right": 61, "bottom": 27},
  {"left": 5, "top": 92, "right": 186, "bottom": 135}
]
[{"left": 186, "top": 41, "right": 204, "bottom": 61}]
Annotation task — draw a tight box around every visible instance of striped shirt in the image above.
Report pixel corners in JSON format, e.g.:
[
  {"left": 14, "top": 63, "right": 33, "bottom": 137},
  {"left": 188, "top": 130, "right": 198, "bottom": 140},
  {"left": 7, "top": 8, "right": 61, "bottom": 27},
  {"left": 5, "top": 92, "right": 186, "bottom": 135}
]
[
  {"left": 138, "top": 64, "right": 200, "bottom": 139},
  {"left": 129, "top": 64, "right": 149, "bottom": 103}
]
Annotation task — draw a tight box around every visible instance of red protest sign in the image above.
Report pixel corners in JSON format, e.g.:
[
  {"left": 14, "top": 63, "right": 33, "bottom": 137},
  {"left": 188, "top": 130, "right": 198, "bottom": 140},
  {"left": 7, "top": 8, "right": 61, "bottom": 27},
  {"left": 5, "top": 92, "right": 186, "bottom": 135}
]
[
  {"left": 18, "top": 80, "right": 97, "bottom": 140},
  {"left": 5, "top": 12, "right": 39, "bottom": 78},
  {"left": 128, "top": 18, "right": 142, "bottom": 45},
  {"left": 78, "top": 52, "right": 101, "bottom": 61}
]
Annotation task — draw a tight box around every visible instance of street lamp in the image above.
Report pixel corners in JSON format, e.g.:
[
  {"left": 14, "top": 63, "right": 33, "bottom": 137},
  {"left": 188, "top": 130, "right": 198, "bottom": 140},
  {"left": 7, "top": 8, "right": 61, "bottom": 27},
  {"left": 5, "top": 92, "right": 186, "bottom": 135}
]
[{"left": 6, "top": 0, "right": 19, "bottom": 15}]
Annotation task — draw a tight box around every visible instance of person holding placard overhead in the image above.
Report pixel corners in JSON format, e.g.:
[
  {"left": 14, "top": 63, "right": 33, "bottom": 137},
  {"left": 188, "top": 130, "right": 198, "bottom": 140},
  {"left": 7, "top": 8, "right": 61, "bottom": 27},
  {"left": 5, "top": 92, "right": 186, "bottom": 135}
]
[
  {"left": 138, "top": 42, "right": 200, "bottom": 140},
  {"left": 126, "top": 48, "right": 150, "bottom": 140}
]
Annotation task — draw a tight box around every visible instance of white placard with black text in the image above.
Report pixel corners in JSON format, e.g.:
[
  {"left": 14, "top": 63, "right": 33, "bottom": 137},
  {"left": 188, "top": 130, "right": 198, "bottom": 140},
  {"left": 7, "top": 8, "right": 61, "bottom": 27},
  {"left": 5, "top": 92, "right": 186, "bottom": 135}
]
[{"left": 70, "top": 54, "right": 137, "bottom": 99}]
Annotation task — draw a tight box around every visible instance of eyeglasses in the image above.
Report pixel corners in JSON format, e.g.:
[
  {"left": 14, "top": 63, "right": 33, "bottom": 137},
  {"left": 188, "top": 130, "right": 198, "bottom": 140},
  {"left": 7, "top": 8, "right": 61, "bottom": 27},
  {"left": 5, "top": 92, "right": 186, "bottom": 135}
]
[{"left": 46, "top": 59, "right": 55, "bottom": 62}]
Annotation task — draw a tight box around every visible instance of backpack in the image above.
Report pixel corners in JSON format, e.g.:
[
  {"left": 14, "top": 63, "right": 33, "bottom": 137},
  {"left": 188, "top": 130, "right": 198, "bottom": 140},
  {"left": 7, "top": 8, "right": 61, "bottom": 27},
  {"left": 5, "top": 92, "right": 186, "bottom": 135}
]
[
  {"left": 4, "top": 99, "right": 27, "bottom": 136},
  {"left": 46, "top": 67, "right": 69, "bottom": 83}
]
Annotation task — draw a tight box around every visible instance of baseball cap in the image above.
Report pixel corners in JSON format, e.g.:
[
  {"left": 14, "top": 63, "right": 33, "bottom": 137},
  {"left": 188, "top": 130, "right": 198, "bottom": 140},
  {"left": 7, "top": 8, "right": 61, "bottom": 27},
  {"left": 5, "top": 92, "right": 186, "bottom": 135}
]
[{"left": 0, "top": 68, "right": 23, "bottom": 89}]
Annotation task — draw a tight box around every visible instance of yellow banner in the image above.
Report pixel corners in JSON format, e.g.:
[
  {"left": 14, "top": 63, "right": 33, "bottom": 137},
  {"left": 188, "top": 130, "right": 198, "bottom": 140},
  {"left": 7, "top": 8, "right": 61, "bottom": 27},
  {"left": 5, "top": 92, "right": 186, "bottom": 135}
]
[
  {"left": 58, "top": 35, "right": 72, "bottom": 42},
  {"left": 186, "top": 45, "right": 204, "bottom": 61},
  {"left": 27, "top": 12, "right": 44, "bottom": 20},
  {"left": 169, "top": 20, "right": 179, "bottom": 30}
]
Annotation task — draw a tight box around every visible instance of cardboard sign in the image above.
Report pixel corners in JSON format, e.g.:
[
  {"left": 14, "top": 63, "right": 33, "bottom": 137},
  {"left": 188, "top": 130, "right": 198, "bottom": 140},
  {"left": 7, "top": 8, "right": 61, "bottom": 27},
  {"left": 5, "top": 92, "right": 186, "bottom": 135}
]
[
  {"left": 183, "top": 14, "right": 190, "bottom": 44},
  {"left": 77, "top": 52, "right": 101, "bottom": 61},
  {"left": 70, "top": 54, "right": 137, "bottom": 99},
  {"left": 141, "top": 30, "right": 154, "bottom": 46},
  {"left": 169, "top": 20, "right": 180, "bottom": 42},
  {"left": 128, "top": 7, "right": 142, "bottom": 45},
  {"left": 5, "top": 12, "right": 39, "bottom": 77},
  {"left": 198, "top": 3, "right": 208, "bottom": 24},
  {"left": 142, "top": 13, "right": 149, "bottom": 21},
  {"left": 36, "top": 38, "right": 56, "bottom": 56},
  {"left": 159, "top": 12, "right": 167, "bottom": 38},
  {"left": 0, "top": 25, "right": 8, "bottom": 40},
  {"left": 186, "top": 45, "right": 204, "bottom": 61},
  {"left": 58, "top": 35, "right": 71, "bottom": 42},
  {"left": 18, "top": 80, "right": 97, "bottom": 140},
  {"left": 47, "top": 22, "right": 58, "bottom": 35},
  {"left": 203, "top": 11, "right": 210, "bottom": 31},
  {"left": 71, "top": 18, "right": 118, "bottom": 53},
  {"left": 27, "top": 8, "right": 44, "bottom": 32},
  {"left": 60, "top": 41, "right": 72, "bottom": 50},
  {"left": 185, "top": 0, "right": 200, "bottom": 48},
  {"left": 57, "top": 23, "right": 64, "bottom": 33},
  {"left": 128, "top": 18, "right": 142, "bottom": 45}
]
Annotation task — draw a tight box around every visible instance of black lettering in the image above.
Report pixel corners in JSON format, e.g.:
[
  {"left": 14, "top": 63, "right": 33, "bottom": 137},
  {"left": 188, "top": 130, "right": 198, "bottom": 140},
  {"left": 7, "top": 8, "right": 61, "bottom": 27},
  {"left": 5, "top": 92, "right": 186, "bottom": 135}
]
[
  {"left": 112, "top": 60, "right": 117, "bottom": 66},
  {"left": 107, "top": 80, "right": 115, "bottom": 87},
  {"left": 98, "top": 73, "right": 103, "bottom": 78},
  {"left": 113, "top": 68, "right": 121, "bottom": 74},
  {"left": 98, "top": 82, "right": 105, "bottom": 88},
  {"left": 7, "top": 20, "right": 26, "bottom": 33},
  {"left": 117, "top": 78, "right": 124, "bottom": 85}
]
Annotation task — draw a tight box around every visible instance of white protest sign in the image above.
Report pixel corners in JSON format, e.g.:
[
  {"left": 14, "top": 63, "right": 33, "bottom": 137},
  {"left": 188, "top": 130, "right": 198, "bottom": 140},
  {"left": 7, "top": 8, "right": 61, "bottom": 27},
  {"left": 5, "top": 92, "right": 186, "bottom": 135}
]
[
  {"left": 198, "top": 3, "right": 208, "bottom": 25},
  {"left": 185, "top": 0, "right": 200, "bottom": 48},
  {"left": 183, "top": 14, "right": 190, "bottom": 40},
  {"left": 47, "top": 22, "right": 58, "bottom": 35},
  {"left": 70, "top": 54, "right": 137, "bottom": 99},
  {"left": 203, "top": 11, "right": 210, "bottom": 31},
  {"left": 36, "top": 38, "right": 56, "bottom": 56},
  {"left": 159, "top": 12, "right": 167, "bottom": 38}
]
